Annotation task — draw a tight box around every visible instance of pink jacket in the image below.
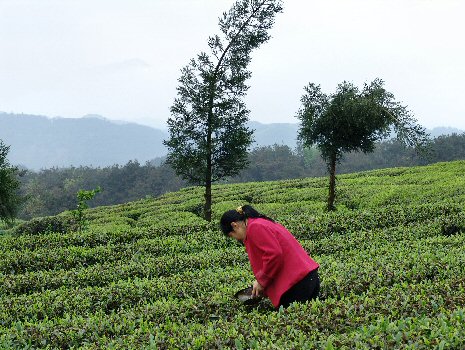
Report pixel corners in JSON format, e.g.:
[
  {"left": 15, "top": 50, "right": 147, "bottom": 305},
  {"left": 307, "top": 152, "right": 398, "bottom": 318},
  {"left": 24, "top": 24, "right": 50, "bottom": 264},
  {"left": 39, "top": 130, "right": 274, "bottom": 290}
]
[{"left": 244, "top": 218, "right": 319, "bottom": 307}]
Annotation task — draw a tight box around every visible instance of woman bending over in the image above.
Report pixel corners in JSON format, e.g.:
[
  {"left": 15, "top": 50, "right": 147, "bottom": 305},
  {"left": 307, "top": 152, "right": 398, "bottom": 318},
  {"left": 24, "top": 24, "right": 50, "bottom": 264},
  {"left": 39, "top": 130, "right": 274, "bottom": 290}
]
[{"left": 220, "top": 205, "right": 320, "bottom": 308}]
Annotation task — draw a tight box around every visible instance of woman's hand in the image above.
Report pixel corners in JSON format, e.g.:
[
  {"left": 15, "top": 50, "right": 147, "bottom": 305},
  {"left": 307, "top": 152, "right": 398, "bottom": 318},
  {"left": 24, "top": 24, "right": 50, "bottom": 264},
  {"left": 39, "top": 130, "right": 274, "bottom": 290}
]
[{"left": 252, "top": 280, "right": 264, "bottom": 298}]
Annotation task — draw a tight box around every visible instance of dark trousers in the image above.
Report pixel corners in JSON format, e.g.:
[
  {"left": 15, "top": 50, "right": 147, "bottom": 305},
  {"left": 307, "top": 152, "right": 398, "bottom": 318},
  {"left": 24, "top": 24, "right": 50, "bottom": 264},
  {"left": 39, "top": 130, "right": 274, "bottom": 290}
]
[{"left": 279, "top": 269, "right": 320, "bottom": 308}]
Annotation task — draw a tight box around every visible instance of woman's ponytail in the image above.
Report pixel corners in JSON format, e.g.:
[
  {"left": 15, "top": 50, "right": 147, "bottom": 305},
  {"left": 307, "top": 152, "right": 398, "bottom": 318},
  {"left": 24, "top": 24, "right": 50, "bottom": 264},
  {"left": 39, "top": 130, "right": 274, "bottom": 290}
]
[
  {"left": 220, "top": 205, "right": 274, "bottom": 235},
  {"left": 241, "top": 205, "right": 275, "bottom": 222}
]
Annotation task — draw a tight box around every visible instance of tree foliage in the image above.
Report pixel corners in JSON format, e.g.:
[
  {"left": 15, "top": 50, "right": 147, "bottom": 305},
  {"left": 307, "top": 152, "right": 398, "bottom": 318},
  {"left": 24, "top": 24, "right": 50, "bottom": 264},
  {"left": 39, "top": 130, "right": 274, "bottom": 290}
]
[
  {"left": 0, "top": 140, "right": 22, "bottom": 225},
  {"left": 164, "top": 0, "right": 283, "bottom": 221},
  {"left": 72, "top": 187, "right": 101, "bottom": 232},
  {"left": 296, "top": 79, "right": 430, "bottom": 211}
]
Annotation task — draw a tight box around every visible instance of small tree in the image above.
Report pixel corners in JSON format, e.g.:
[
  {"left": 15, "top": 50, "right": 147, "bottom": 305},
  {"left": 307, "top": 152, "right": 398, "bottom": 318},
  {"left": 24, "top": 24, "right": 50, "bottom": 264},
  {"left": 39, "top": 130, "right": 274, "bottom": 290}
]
[
  {"left": 296, "top": 79, "right": 430, "bottom": 211},
  {"left": 164, "top": 0, "right": 283, "bottom": 221},
  {"left": 72, "top": 186, "right": 101, "bottom": 232},
  {"left": 0, "top": 140, "right": 22, "bottom": 225}
]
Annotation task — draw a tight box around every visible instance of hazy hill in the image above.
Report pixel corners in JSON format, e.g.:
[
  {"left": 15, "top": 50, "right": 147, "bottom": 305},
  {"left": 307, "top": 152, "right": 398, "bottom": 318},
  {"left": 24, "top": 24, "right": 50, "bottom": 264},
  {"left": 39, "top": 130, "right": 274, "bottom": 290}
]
[
  {"left": 427, "top": 126, "right": 464, "bottom": 137},
  {"left": 248, "top": 121, "right": 299, "bottom": 148},
  {"left": 0, "top": 112, "right": 462, "bottom": 170},
  {"left": 0, "top": 113, "right": 303, "bottom": 169},
  {"left": 0, "top": 113, "right": 167, "bottom": 170}
]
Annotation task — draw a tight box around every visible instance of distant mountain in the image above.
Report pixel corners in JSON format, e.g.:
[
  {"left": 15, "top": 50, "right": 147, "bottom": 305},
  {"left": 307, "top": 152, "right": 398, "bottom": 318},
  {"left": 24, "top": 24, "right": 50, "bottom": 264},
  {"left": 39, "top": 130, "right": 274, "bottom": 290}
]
[
  {"left": 428, "top": 127, "right": 463, "bottom": 138},
  {"left": 0, "top": 113, "right": 167, "bottom": 170},
  {"left": 248, "top": 121, "right": 299, "bottom": 149},
  {"left": 0, "top": 112, "right": 462, "bottom": 170}
]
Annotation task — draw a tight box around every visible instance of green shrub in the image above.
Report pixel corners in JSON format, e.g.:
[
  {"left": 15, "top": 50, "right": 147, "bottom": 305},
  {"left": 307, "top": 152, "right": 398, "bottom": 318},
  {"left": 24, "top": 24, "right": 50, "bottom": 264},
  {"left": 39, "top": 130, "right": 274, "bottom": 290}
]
[{"left": 13, "top": 215, "right": 71, "bottom": 236}]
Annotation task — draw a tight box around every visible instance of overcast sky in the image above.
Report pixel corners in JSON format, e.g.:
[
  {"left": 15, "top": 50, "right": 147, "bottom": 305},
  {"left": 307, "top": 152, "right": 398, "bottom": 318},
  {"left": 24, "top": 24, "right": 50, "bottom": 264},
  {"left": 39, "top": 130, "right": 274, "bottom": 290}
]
[{"left": 1, "top": 0, "right": 464, "bottom": 130}]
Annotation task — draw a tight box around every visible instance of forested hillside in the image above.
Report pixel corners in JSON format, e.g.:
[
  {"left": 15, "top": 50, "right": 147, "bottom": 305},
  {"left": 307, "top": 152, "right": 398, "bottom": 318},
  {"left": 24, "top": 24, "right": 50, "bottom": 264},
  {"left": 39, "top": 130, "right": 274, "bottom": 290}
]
[
  {"left": 1, "top": 160, "right": 465, "bottom": 348},
  {"left": 16, "top": 132, "right": 465, "bottom": 220}
]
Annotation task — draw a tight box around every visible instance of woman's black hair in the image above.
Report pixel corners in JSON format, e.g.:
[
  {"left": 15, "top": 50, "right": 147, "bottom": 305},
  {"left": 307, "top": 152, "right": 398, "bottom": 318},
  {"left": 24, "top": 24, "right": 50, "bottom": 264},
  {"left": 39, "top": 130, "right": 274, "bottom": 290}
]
[{"left": 220, "top": 205, "right": 274, "bottom": 235}]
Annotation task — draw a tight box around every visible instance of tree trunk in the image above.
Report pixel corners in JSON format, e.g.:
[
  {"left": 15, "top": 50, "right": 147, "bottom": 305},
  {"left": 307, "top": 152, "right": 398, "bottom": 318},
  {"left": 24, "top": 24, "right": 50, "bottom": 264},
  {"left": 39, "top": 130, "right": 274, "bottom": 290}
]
[
  {"left": 204, "top": 179, "right": 212, "bottom": 222},
  {"left": 204, "top": 123, "right": 213, "bottom": 221},
  {"left": 205, "top": 82, "right": 214, "bottom": 222},
  {"left": 327, "top": 153, "right": 337, "bottom": 211}
]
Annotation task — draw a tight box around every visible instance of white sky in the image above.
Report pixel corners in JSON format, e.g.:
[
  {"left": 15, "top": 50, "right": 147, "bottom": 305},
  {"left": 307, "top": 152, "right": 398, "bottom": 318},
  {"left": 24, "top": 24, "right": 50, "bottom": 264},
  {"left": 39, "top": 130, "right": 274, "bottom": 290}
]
[{"left": 1, "top": 0, "right": 464, "bottom": 130}]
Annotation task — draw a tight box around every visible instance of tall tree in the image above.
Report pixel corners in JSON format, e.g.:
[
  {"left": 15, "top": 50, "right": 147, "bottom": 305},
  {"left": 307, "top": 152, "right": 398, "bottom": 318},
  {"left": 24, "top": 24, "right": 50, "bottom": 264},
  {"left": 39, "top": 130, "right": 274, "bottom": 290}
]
[
  {"left": 296, "top": 79, "right": 430, "bottom": 211},
  {"left": 0, "top": 140, "right": 22, "bottom": 225},
  {"left": 164, "top": 0, "right": 283, "bottom": 221}
]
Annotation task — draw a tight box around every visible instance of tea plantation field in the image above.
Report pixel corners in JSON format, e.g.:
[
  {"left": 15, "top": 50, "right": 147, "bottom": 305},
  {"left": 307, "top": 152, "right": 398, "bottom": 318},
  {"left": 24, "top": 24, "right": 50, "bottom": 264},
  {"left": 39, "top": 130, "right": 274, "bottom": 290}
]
[{"left": 1, "top": 161, "right": 465, "bottom": 349}]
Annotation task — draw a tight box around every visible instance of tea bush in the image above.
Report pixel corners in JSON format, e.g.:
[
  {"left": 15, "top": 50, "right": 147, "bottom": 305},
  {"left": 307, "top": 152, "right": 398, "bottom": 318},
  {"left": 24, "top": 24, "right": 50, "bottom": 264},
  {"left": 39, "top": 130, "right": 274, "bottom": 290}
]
[{"left": 1, "top": 160, "right": 465, "bottom": 349}]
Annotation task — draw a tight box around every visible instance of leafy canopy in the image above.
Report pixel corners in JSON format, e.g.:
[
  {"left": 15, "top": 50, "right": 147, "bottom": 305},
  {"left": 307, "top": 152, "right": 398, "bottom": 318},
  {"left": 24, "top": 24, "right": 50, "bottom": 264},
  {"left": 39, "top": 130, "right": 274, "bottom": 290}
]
[{"left": 297, "top": 78, "right": 430, "bottom": 163}]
